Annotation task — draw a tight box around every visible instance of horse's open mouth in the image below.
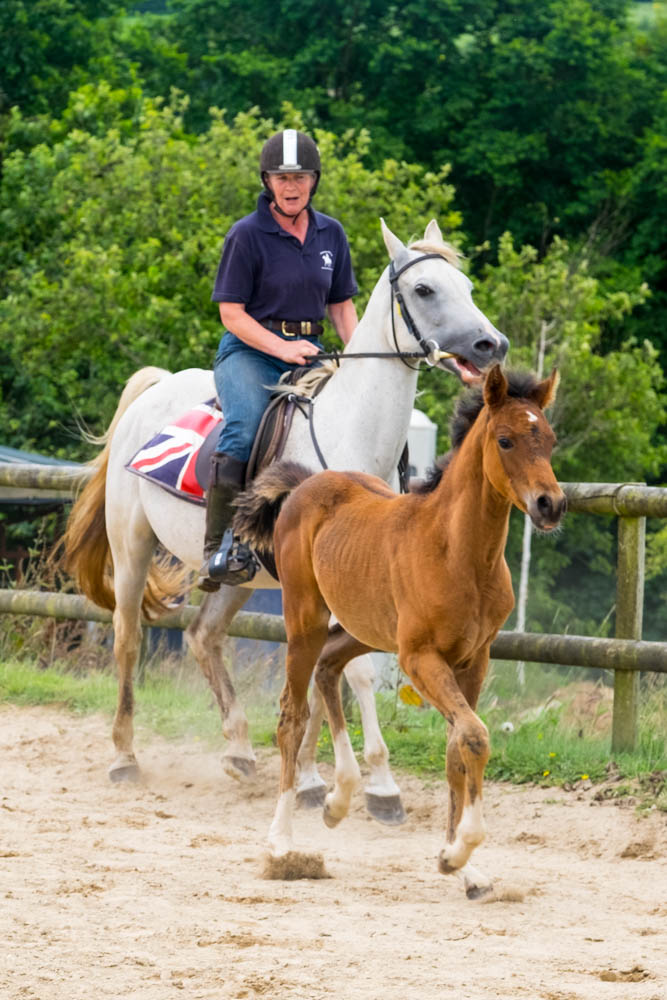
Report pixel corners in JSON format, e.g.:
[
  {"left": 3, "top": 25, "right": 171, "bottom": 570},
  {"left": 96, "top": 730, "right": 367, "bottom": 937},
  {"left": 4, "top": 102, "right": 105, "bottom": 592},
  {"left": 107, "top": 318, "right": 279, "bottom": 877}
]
[{"left": 443, "top": 356, "right": 483, "bottom": 384}]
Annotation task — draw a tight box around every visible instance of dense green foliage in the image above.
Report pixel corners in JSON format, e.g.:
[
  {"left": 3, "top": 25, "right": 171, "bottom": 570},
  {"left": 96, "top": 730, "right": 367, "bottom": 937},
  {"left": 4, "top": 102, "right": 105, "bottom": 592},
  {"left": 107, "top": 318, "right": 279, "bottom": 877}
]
[{"left": 0, "top": 0, "right": 665, "bottom": 638}]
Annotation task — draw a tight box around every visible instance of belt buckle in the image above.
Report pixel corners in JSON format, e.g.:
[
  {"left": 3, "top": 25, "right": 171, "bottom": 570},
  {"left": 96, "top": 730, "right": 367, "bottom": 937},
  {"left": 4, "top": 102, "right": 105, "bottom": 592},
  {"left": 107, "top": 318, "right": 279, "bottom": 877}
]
[
  {"left": 281, "top": 321, "right": 295, "bottom": 338},
  {"left": 303, "top": 321, "right": 311, "bottom": 336}
]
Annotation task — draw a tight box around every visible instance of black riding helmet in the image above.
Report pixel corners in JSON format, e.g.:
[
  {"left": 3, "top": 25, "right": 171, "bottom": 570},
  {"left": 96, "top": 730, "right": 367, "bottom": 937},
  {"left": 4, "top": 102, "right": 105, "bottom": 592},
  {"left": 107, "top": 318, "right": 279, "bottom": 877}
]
[{"left": 260, "top": 129, "right": 321, "bottom": 199}]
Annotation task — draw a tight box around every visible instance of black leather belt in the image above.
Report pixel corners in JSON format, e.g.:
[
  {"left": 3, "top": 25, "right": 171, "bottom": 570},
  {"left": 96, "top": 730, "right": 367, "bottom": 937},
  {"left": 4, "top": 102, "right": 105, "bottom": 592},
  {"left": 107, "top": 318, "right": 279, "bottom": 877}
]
[{"left": 268, "top": 319, "right": 323, "bottom": 338}]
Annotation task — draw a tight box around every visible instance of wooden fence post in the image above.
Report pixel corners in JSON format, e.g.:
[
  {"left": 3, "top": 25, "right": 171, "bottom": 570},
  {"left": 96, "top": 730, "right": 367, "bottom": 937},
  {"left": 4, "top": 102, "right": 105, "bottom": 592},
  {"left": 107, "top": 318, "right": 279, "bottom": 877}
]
[{"left": 612, "top": 515, "right": 646, "bottom": 753}]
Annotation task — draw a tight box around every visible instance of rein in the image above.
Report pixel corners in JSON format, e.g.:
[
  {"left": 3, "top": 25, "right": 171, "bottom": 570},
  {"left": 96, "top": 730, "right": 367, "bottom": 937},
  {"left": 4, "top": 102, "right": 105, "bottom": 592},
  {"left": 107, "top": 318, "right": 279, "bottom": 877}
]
[
  {"left": 290, "top": 251, "right": 456, "bottom": 480},
  {"left": 304, "top": 252, "right": 455, "bottom": 369}
]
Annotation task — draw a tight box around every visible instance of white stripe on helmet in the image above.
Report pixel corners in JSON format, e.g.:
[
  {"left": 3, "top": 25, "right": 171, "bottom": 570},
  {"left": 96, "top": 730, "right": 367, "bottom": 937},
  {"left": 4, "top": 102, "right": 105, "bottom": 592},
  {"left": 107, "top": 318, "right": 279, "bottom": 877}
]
[{"left": 280, "top": 129, "right": 300, "bottom": 169}]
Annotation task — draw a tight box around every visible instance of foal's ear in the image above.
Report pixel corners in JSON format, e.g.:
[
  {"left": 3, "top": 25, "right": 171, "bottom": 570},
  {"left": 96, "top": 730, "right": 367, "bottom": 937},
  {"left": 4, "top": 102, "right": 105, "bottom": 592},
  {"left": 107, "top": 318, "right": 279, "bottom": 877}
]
[
  {"left": 423, "top": 219, "right": 444, "bottom": 245},
  {"left": 381, "top": 218, "right": 407, "bottom": 260},
  {"left": 483, "top": 364, "right": 508, "bottom": 409},
  {"left": 532, "top": 368, "right": 560, "bottom": 411}
]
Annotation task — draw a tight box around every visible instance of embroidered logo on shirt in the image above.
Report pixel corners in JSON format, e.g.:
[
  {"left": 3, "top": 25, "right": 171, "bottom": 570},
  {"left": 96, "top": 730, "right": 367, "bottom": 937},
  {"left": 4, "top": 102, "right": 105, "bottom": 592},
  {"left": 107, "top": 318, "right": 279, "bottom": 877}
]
[{"left": 320, "top": 250, "right": 334, "bottom": 270}]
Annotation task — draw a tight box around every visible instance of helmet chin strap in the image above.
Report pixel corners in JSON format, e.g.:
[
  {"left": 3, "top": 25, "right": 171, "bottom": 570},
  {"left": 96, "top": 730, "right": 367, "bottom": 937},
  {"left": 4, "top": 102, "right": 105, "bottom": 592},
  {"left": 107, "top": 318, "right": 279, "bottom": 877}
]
[{"left": 271, "top": 200, "right": 306, "bottom": 226}]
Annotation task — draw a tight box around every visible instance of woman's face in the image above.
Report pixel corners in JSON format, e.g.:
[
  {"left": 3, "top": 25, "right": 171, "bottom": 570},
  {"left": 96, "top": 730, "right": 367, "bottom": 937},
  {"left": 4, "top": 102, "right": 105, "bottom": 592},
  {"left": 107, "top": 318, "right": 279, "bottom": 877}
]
[{"left": 266, "top": 172, "right": 316, "bottom": 217}]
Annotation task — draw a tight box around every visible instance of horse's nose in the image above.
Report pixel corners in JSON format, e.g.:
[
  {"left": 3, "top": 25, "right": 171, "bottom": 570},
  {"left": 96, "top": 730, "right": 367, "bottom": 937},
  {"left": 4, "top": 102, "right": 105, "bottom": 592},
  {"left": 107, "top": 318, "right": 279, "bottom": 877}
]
[
  {"left": 473, "top": 329, "right": 509, "bottom": 363},
  {"left": 496, "top": 330, "right": 510, "bottom": 359}
]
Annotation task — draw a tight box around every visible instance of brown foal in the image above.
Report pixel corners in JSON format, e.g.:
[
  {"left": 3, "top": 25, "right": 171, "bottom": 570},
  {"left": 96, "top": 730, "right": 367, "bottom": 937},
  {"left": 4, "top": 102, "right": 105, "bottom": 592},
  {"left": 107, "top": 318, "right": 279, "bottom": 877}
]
[{"left": 234, "top": 365, "right": 566, "bottom": 896}]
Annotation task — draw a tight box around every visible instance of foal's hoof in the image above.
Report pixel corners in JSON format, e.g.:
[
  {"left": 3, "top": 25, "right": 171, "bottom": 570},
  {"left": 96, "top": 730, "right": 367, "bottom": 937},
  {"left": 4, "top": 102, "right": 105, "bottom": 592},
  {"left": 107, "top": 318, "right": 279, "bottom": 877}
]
[
  {"left": 296, "top": 784, "right": 327, "bottom": 810},
  {"left": 108, "top": 757, "right": 140, "bottom": 783},
  {"left": 465, "top": 881, "right": 494, "bottom": 901},
  {"left": 365, "top": 792, "right": 406, "bottom": 826},
  {"left": 222, "top": 755, "right": 256, "bottom": 782}
]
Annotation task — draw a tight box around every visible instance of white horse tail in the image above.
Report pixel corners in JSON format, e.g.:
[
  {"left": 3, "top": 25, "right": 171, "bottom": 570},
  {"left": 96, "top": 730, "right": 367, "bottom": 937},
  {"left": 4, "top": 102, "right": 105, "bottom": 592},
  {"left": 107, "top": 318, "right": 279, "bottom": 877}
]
[
  {"left": 63, "top": 366, "right": 171, "bottom": 613},
  {"left": 233, "top": 461, "right": 314, "bottom": 553}
]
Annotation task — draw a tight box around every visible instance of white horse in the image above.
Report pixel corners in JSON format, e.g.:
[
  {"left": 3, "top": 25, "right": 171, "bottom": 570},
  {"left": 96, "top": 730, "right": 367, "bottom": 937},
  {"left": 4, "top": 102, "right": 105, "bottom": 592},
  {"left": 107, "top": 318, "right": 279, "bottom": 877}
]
[{"left": 64, "top": 219, "right": 508, "bottom": 823}]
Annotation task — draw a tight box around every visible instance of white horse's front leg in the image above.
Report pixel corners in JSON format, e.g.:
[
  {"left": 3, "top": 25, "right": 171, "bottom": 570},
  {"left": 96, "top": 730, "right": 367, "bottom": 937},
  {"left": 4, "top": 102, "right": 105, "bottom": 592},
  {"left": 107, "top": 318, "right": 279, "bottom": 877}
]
[
  {"left": 296, "top": 684, "right": 328, "bottom": 808},
  {"left": 343, "top": 654, "right": 405, "bottom": 825}
]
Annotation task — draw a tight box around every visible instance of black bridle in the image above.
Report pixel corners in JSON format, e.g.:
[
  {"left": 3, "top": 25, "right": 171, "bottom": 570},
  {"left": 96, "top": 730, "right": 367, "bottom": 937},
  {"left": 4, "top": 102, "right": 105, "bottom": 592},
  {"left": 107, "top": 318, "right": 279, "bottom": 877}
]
[
  {"left": 291, "top": 252, "right": 453, "bottom": 479},
  {"left": 307, "top": 252, "right": 454, "bottom": 370}
]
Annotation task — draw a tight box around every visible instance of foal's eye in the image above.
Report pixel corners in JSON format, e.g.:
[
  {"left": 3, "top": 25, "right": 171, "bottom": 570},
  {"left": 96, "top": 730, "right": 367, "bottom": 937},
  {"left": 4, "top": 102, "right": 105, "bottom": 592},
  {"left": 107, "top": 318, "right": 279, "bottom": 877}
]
[
  {"left": 414, "top": 283, "right": 433, "bottom": 297},
  {"left": 498, "top": 437, "right": 513, "bottom": 450}
]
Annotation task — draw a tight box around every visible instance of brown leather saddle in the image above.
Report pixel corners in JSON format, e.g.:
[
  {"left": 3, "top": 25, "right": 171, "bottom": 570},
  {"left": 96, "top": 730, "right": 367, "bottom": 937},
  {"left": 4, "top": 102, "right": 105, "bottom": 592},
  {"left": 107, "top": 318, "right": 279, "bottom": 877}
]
[{"left": 193, "top": 373, "right": 323, "bottom": 492}]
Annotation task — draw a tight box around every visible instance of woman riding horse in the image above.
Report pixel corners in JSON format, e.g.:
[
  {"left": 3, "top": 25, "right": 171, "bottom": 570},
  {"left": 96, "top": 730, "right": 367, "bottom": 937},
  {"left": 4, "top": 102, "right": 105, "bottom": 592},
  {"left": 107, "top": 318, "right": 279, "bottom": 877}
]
[{"left": 201, "top": 129, "right": 359, "bottom": 590}]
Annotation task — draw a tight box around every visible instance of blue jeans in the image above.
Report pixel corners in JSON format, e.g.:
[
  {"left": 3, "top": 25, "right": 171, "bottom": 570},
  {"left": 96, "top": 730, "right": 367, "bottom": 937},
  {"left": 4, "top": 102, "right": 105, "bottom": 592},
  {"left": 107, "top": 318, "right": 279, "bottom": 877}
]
[{"left": 214, "top": 332, "right": 321, "bottom": 462}]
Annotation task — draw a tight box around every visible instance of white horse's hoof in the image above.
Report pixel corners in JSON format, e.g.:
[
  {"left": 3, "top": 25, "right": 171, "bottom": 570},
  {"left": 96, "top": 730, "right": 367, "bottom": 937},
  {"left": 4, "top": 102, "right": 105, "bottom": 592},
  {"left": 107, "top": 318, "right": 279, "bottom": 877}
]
[
  {"left": 222, "top": 755, "right": 256, "bottom": 781},
  {"left": 296, "top": 783, "right": 327, "bottom": 809},
  {"left": 365, "top": 792, "right": 406, "bottom": 826}
]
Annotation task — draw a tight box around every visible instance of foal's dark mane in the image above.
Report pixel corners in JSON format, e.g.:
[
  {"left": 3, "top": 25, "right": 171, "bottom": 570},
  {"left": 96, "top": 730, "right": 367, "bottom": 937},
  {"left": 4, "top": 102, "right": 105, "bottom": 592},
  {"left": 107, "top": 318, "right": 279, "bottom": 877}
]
[{"left": 412, "top": 370, "right": 543, "bottom": 495}]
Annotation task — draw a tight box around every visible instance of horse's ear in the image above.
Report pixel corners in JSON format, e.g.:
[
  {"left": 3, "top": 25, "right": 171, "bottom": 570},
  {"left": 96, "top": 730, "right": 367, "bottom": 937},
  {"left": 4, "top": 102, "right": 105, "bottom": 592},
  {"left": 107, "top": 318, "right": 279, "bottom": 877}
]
[
  {"left": 424, "top": 219, "right": 444, "bottom": 245},
  {"left": 381, "top": 218, "right": 407, "bottom": 260},
  {"left": 532, "top": 368, "right": 560, "bottom": 410},
  {"left": 483, "top": 364, "right": 508, "bottom": 409}
]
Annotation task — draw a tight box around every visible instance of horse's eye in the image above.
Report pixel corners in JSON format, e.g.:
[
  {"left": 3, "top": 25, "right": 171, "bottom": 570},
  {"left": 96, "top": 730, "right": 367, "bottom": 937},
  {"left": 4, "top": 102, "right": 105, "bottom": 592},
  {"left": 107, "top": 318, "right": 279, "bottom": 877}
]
[
  {"left": 414, "top": 283, "right": 433, "bottom": 297},
  {"left": 498, "top": 437, "right": 513, "bottom": 450}
]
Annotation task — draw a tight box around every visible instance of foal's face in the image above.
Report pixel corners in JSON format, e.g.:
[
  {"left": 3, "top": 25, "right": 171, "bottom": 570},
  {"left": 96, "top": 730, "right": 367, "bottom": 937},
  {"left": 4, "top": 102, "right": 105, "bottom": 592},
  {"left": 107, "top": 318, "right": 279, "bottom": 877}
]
[{"left": 483, "top": 369, "right": 566, "bottom": 532}]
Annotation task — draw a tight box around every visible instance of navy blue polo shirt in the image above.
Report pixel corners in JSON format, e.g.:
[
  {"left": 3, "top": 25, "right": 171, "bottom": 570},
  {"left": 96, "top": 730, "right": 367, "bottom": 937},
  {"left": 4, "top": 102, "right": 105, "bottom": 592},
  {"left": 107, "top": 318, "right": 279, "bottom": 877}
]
[{"left": 211, "top": 191, "right": 358, "bottom": 323}]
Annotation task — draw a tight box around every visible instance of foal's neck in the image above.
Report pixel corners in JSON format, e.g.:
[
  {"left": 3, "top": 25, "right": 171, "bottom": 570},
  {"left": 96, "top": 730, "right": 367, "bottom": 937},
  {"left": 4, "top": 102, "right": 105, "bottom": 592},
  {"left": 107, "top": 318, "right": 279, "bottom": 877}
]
[{"left": 437, "top": 410, "right": 512, "bottom": 559}]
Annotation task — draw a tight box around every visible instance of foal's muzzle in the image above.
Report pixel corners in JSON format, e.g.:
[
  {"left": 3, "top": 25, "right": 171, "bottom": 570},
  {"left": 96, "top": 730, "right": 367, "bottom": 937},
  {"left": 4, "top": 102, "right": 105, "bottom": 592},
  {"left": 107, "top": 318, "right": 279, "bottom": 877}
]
[{"left": 529, "top": 491, "right": 567, "bottom": 531}]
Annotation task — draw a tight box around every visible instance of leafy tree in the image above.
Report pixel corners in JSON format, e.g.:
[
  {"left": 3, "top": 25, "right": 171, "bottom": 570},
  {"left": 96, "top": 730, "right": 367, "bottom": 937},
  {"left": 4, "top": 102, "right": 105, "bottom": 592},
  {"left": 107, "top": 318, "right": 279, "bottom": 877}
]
[
  {"left": 0, "top": 91, "right": 460, "bottom": 458},
  {"left": 0, "top": 0, "right": 123, "bottom": 117}
]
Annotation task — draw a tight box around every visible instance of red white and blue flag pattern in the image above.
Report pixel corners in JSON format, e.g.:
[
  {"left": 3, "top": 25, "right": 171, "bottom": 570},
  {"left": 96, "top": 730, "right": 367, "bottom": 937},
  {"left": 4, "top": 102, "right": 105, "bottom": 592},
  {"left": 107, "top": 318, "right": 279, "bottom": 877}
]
[{"left": 125, "top": 400, "right": 222, "bottom": 505}]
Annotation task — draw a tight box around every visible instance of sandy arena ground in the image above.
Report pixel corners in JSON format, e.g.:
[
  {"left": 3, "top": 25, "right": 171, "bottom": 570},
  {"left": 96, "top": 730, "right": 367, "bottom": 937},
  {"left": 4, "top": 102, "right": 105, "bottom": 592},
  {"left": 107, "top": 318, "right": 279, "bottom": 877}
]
[{"left": 1, "top": 703, "right": 666, "bottom": 1000}]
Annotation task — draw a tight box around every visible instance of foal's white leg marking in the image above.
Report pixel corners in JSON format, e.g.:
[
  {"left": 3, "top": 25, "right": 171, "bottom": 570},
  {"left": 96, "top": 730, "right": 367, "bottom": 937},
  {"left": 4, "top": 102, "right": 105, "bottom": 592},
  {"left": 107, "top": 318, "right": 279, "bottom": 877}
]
[
  {"left": 323, "top": 730, "right": 361, "bottom": 827},
  {"left": 296, "top": 684, "right": 328, "bottom": 799},
  {"left": 268, "top": 789, "right": 296, "bottom": 857},
  {"left": 443, "top": 799, "right": 487, "bottom": 870},
  {"left": 344, "top": 655, "right": 400, "bottom": 798}
]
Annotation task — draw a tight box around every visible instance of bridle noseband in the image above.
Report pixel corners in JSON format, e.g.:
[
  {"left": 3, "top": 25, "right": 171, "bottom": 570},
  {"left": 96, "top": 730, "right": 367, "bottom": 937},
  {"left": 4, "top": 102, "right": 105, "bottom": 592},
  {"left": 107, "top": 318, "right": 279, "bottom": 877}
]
[
  {"left": 389, "top": 252, "right": 452, "bottom": 368},
  {"left": 292, "top": 252, "right": 457, "bottom": 478},
  {"left": 310, "top": 252, "right": 455, "bottom": 369}
]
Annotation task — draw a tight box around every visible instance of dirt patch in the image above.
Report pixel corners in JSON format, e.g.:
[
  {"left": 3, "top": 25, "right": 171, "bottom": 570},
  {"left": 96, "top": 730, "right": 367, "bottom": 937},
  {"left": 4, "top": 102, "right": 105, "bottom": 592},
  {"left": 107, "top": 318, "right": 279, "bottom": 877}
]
[{"left": 1, "top": 703, "right": 666, "bottom": 1000}]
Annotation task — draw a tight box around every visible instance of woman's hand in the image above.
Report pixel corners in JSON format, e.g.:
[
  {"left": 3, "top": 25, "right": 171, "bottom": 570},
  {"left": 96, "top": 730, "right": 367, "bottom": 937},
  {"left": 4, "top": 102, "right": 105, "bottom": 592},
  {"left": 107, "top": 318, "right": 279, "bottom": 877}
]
[
  {"left": 218, "top": 303, "right": 321, "bottom": 365},
  {"left": 276, "top": 338, "right": 322, "bottom": 365}
]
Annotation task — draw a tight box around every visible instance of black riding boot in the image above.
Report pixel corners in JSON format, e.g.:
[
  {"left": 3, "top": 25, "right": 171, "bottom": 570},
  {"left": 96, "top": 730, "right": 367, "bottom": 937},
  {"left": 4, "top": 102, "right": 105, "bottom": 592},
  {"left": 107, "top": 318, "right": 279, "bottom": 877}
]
[{"left": 198, "top": 453, "right": 258, "bottom": 591}]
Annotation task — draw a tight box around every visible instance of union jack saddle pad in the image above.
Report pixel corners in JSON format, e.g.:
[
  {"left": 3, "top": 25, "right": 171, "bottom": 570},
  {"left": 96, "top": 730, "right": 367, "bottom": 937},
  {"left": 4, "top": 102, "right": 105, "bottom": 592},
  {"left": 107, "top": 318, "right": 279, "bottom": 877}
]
[{"left": 125, "top": 400, "right": 222, "bottom": 506}]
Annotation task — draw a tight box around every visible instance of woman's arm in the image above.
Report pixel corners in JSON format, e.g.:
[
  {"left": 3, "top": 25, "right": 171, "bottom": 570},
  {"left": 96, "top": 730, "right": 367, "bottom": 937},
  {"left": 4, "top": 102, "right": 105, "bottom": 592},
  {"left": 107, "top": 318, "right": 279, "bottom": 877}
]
[{"left": 327, "top": 299, "right": 358, "bottom": 344}]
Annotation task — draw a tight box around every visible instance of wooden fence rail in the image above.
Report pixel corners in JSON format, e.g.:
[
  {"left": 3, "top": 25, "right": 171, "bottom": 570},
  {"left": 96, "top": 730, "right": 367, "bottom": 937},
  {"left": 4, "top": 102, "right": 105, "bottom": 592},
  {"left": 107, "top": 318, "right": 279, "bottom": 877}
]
[
  {"left": 1, "top": 589, "right": 666, "bottom": 676},
  {"left": 1, "top": 464, "right": 666, "bottom": 752}
]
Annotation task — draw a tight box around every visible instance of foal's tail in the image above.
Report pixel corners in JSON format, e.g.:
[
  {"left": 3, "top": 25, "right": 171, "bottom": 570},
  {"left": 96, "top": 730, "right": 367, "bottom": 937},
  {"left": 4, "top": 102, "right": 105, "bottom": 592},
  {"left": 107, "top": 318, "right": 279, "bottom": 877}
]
[
  {"left": 233, "top": 461, "right": 314, "bottom": 553},
  {"left": 62, "top": 366, "right": 171, "bottom": 616}
]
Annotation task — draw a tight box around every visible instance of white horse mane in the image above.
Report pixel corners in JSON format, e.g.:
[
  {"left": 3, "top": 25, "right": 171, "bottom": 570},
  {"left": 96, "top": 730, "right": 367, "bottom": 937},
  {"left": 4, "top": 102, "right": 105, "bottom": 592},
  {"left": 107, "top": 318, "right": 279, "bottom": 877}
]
[
  {"left": 272, "top": 358, "right": 339, "bottom": 398},
  {"left": 408, "top": 239, "right": 461, "bottom": 268}
]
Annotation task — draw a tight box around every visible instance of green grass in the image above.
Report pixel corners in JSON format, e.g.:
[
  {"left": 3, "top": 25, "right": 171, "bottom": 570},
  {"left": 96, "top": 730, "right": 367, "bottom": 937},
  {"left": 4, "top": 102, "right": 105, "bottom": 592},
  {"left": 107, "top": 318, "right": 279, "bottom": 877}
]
[
  {"left": 0, "top": 654, "right": 665, "bottom": 810},
  {"left": 0, "top": 656, "right": 278, "bottom": 749}
]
